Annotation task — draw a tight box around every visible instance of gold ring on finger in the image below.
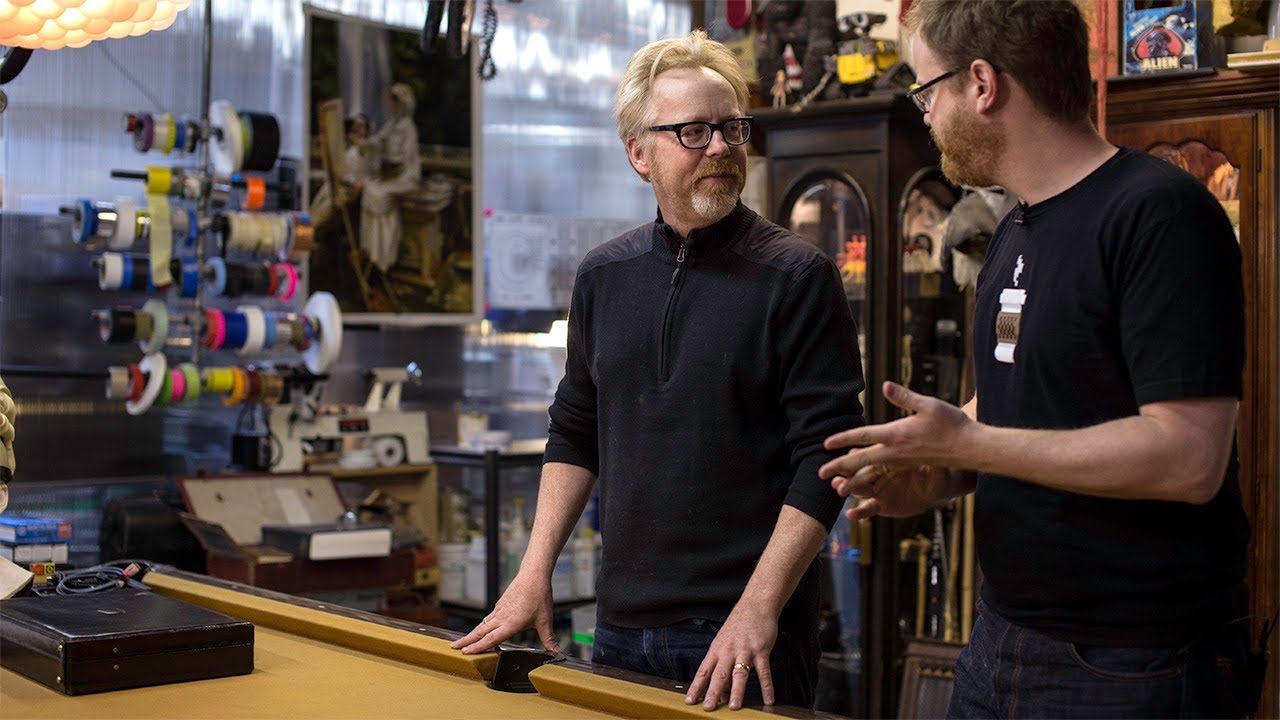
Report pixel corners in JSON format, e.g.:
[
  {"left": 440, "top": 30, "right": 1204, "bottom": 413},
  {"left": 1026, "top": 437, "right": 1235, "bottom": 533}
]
[{"left": 732, "top": 662, "right": 752, "bottom": 673}]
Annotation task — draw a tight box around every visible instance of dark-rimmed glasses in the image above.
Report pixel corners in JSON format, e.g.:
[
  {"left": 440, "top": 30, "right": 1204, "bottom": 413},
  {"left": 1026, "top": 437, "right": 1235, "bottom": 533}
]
[
  {"left": 648, "top": 116, "right": 753, "bottom": 150},
  {"left": 906, "top": 68, "right": 961, "bottom": 113}
]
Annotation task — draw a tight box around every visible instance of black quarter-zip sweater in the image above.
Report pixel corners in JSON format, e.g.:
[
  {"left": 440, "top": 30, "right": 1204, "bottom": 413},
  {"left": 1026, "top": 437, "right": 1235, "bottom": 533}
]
[{"left": 545, "top": 202, "right": 866, "bottom": 631}]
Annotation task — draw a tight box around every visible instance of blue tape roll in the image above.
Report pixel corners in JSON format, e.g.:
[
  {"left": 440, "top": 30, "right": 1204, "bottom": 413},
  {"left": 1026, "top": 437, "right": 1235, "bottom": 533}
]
[
  {"left": 180, "top": 257, "right": 199, "bottom": 298},
  {"left": 75, "top": 199, "right": 96, "bottom": 245},
  {"left": 222, "top": 311, "right": 248, "bottom": 349},
  {"left": 173, "top": 119, "right": 186, "bottom": 154},
  {"left": 262, "top": 312, "right": 277, "bottom": 349},
  {"left": 120, "top": 253, "right": 134, "bottom": 290},
  {"left": 185, "top": 208, "right": 198, "bottom": 247},
  {"left": 207, "top": 256, "right": 227, "bottom": 297}
]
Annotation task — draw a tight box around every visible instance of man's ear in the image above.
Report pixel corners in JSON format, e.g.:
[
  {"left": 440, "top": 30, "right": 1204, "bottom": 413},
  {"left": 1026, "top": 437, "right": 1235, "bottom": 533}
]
[
  {"left": 970, "top": 59, "right": 1001, "bottom": 115},
  {"left": 626, "top": 135, "right": 652, "bottom": 182}
]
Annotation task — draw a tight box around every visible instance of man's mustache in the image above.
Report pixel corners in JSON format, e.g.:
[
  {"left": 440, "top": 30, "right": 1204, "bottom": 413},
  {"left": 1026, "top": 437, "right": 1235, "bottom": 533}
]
[{"left": 694, "top": 161, "right": 742, "bottom": 182}]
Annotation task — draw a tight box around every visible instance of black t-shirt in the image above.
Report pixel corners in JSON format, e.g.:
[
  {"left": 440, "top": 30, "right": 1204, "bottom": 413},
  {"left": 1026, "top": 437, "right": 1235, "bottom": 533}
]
[{"left": 971, "top": 147, "right": 1248, "bottom": 647}]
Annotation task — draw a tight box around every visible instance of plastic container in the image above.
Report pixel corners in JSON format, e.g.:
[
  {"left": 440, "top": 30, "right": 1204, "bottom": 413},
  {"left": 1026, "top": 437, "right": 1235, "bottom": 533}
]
[
  {"left": 438, "top": 542, "right": 468, "bottom": 603},
  {"left": 571, "top": 603, "right": 596, "bottom": 661},
  {"left": 464, "top": 532, "right": 487, "bottom": 605},
  {"left": 572, "top": 527, "right": 596, "bottom": 599}
]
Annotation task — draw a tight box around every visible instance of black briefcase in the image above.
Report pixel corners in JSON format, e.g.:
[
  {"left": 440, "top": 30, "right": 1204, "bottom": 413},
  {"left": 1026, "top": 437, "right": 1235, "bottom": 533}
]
[{"left": 0, "top": 590, "right": 253, "bottom": 695}]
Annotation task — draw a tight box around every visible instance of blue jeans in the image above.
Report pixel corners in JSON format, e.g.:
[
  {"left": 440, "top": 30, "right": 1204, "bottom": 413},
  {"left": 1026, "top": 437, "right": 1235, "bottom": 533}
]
[
  {"left": 592, "top": 619, "right": 819, "bottom": 709},
  {"left": 947, "top": 601, "right": 1255, "bottom": 719}
]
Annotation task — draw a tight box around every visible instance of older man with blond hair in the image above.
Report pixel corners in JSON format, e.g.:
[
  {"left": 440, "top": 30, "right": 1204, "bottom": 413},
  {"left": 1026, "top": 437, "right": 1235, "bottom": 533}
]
[{"left": 451, "top": 30, "right": 866, "bottom": 711}]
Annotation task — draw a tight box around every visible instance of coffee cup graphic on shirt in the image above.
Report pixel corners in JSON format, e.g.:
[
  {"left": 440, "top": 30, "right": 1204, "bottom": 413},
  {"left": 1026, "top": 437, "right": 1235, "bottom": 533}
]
[
  {"left": 994, "top": 254, "right": 1026, "bottom": 364},
  {"left": 995, "top": 288, "right": 1027, "bottom": 363}
]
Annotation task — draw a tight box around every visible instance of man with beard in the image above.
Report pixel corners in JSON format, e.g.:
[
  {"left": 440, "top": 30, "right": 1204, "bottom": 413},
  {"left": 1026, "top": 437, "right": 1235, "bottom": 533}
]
[
  {"left": 820, "top": 1, "right": 1256, "bottom": 717},
  {"left": 452, "top": 30, "right": 866, "bottom": 712}
]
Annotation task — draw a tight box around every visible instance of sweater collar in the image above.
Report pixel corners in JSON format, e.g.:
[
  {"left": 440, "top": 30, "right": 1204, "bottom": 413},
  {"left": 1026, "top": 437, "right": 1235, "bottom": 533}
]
[{"left": 653, "top": 201, "right": 756, "bottom": 260}]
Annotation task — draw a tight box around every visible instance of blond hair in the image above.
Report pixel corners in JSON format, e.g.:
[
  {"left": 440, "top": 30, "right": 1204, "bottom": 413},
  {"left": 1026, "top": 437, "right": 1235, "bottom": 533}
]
[{"left": 614, "top": 30, "right": 750, "bottom": 143}]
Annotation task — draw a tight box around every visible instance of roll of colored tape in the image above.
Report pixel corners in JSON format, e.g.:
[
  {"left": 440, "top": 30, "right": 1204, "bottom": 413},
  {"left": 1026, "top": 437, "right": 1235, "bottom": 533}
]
[
  {"left": 178, "top": 256, "right": 200, "bottom": 298},
  {"left": 203, "top": 367, "right": 235, "bottom": 393},
  {"left": 184, "top": 117, "right": 200, "bottom": 154},
  {"left": 266, "top": 263, "right": 281, "bottom": 298},
  {"left": 97, "top": 308, "right": 137, "bottom": 343},
  {"left": 206, "top": 256, "right": 227, "bottom": 297},
  {"left": 223, "top": 261, "right": 248, "bottom": 297},
  {"left": 180, "top": 363, "right": 201, "bottom": 401},
  {"left": 134, "top": 308, "right": 154, "bottom": 342},
  {"left": 99, "top": 252, "right": 125, "bottom": 291},
  {"left": 244, "top": 370, "right": 262, "bottom": 403},
  {"left": 158, "top": 113, "right": 176, "bottom": 154},
  {"left": 243, "top": 176, "right": 266, "bottom": 211},
  {"left": 260, "top": 372, "right": 285, "bottom": 405},
  {"left": 239, "top": 112, "right": 281, "bottom": 172},
  {"left": 134, "top": 112, "right": 154, "bottom": 153},
  {"left": 185, "top": 208, "right": 198, "bottom": 248},
  {"left": 280, "top": 263, "right": 298, "bottom": 301},
  {"left": 126, "top": 352, "right": 168, "bottom": 416},
  {"left": 223, "top": 367, "right": 247, "bottom": 407},
  {"left": 155, "top": 370, "right": 173, "bottom": 408},
  {"left": 110, "top": 197, "right": 137, "bottom": 251},
  {"left": 168, "top": 368, "right": 186, "bottom": 403},
  {"left": 262, "top": 311, "right": 277, "bottom": 349},
  {"left": 209, "top": 99, "right": 243, "bottom": 176},
  {"left": 127, "top": 364, "right": 144, "bottom": 403},
  {"left": 237, "top": 305, "right": 266, "bottom": 355},
  {"left": 222, "top": 311, "right": 248, "bottom": 350},
  {"left": 145, "top": 166, "right": 173, "bottom": 195},
  {"left": 211, "top": 308, "right": 227, "bottom": 349},
  {"left": 106, "top": 366, "right": 130, "bottom": 400},
  {"left": 303, "top": 292, "right": 343, "bottom": 374},
  {"left": 72, "top": 198, "right": 96, "bottom": 245},
  {"left": 140, "top": 298, "right": 170, "bottom": 354}
]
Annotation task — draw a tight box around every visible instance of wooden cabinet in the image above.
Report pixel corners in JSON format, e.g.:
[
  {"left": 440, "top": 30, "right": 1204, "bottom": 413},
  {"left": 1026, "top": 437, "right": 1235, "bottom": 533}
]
[
  {"left": 1105, "top": 66, "right": 1279, "bottom": 719},
  {"left": 756, "top": 96, "right": 947, "bottom": 719}
]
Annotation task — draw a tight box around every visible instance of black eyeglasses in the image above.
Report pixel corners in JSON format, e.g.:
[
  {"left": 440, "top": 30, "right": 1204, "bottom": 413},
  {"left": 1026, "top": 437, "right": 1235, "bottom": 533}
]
[
  {"left": 648, "top": 116, "right": 753, "bottom": 150},
  {"left": 906, "top": 68, "right": 960, "bottom": 113}
]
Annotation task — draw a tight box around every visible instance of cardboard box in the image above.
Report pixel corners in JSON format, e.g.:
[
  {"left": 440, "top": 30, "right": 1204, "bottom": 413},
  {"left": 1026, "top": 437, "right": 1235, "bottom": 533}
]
[
  {"left": 176, "top": 473, "right": 414, "bottom": 594},
  {"left": 1123, "top": 0, "right": 1222, "bottom": 75},
  {"left": 0, "top": 516, "right": 72, "bottom": 544}
]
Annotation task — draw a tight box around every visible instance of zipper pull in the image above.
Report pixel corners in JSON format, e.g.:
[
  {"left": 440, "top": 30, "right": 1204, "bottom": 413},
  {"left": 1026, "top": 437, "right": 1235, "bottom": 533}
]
[{"left": 671, "top": 243, "right": 686, "bottom": 285}]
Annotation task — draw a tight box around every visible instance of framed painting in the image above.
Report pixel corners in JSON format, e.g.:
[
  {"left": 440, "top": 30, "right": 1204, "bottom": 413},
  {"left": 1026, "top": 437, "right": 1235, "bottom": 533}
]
[{"left": 304, "top": 5, "right": 482, "bottom": 325}]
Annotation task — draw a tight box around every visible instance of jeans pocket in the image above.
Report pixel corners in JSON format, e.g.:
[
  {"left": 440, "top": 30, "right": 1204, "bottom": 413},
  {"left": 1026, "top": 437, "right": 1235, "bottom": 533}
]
[{"left": 1067, "top": 643, "right": 1186, "bottom": 681}]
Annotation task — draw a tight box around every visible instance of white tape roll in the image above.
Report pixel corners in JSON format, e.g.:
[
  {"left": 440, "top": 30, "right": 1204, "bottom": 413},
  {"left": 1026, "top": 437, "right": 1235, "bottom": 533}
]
[
  {"left": 126, "top": 352, "right": 168, "bottom": 416},
  {"left": 140, "top": 298, "right": 169, "bottom": 354},
  {"left": 111, "top": 197, "right": 137, "bottom": 250},
  {"left": 372, "top": 437, "right": 406, "bottom": 467},
  {"left": 237, "top": 305, "right": 266, "bottom": 356},
  {"left": 99, "top": 252, "right": 125, "bottom": 291},
  {"left": 303, "top": 291, "right": 343, "bottom": 374},
  {"left": 209, "top": 100, "right": 242, "bottom": 177}
]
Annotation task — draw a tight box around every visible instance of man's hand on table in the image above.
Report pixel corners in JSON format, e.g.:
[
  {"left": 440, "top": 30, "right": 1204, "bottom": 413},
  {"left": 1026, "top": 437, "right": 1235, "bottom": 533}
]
[
  {"left": 685, "top": 603, "right": 778, "bottom": 711},
  {"left": 450, "top": 572, "right": 561, "bottom": 654}
]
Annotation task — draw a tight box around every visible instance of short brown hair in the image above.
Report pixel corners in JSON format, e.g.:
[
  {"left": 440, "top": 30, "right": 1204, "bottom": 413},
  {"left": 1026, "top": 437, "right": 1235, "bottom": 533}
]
[{"left": 905, "top": 0, "right": 1093, "bottom": 122}]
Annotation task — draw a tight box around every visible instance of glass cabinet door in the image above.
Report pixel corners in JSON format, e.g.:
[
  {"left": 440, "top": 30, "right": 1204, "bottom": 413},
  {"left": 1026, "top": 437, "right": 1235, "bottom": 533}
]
[
  {"left": 897, "top": 168, "right": 966, "bottom": 409},
  {"left": 781, "top": 172, "right": 874, "bottom": 408}
]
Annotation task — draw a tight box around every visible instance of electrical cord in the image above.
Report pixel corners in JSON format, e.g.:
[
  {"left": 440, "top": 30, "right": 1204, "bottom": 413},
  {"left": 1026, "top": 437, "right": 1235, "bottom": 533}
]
[
  {"left": 478, "top": 0, "right": 498, "bottom": 80},
  {"left": 29, "top": 561, "right": 150, "bottom": 597}
]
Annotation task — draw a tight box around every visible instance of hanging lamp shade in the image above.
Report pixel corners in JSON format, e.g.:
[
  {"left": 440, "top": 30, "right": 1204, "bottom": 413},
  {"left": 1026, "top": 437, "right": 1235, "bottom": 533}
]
[{"left": 0, "top": 0, "right": 192, "bottom": 51}]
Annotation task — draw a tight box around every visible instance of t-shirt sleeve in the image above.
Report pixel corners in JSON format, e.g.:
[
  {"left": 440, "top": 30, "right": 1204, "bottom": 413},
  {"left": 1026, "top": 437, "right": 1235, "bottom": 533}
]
[
  {"left": 1116, "top": 186, "right": 1244, "bottom": 406},
  {"left": 776, "top": 258, "right": 867, "bottom": 529}
]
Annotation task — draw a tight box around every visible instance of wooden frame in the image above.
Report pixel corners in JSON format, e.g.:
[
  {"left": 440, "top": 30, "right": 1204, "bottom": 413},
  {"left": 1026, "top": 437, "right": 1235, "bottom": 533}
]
[{"left": 897, "top": 639, "right": 963, "bottom": 720}]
